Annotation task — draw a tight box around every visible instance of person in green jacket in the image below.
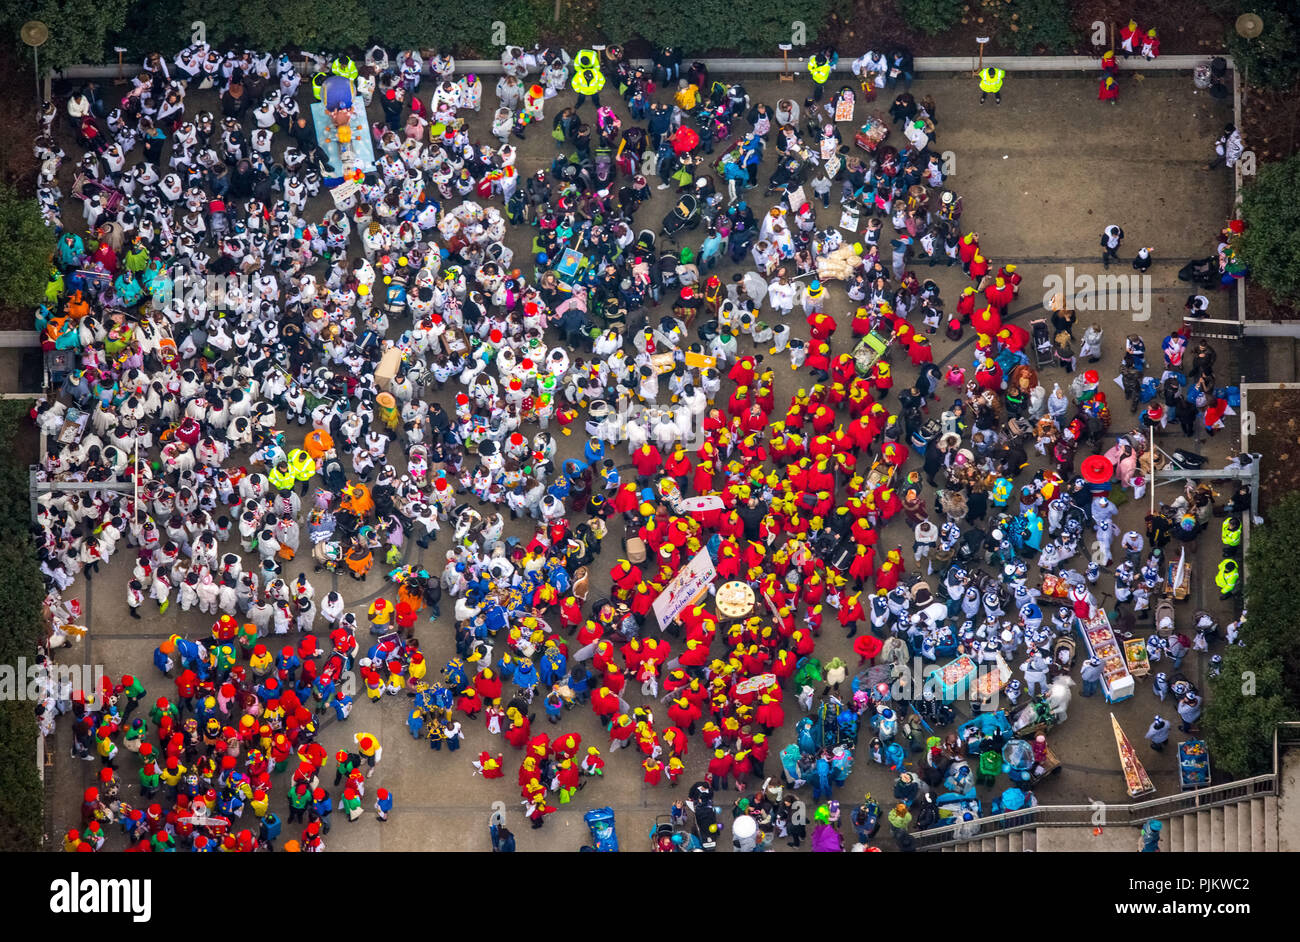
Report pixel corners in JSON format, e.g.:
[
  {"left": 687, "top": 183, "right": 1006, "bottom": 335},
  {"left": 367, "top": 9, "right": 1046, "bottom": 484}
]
[
  {"left": 120, "top": 673, "right": 146, "bottom": 720},
  {"left": 124, "top": 238, "right": 150, "bottom": 273},
  {"left": 139, "top": 759, "right": 160, "bottom": 799},
  {"left": 288, "top": 781, "right": 311, "bottom": 824}
]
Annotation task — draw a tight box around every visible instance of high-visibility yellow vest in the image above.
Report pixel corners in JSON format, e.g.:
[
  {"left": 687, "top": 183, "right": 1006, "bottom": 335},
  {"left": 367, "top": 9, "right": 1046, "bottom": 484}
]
[
  {"left": 269, "top": 466, "right": 296, "bottom": 490},
  {"left": 808, "top": 57, "right": 833, "bottom": 84},
  {"left": 311, "top": 72, "right": 327, "bottom": 101},
  {"left": 332, "top": 57, "right": 358, "bottom": 83},
  {"left": 979, "top": 68, "right": 1005, "bottom": 93},
  {"left": 572, "top": 67, "right": 605, "bottom": 95},
  {"left": 1221, "top": 519, "right": 1241, "bottom": 547},
  {"left": 288, "top": 449, "right": 315, "bottom": 482},
  {"left": 1215, "top": 560, "right": 1239, "bottom": 593}
]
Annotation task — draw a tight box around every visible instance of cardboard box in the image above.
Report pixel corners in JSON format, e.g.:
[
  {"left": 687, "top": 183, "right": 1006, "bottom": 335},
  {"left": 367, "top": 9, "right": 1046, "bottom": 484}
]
[{"left": 374, "top": 348, "right": 402, "bottom": 391}]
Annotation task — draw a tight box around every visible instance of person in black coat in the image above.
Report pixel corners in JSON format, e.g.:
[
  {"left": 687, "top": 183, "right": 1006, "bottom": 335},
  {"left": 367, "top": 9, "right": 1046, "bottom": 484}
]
[
  {"left": 886, "top": 46, "right": 915, "bottom": 90},
  {"left": 923, "top": 440, "right": 945, "bottom": 486}
]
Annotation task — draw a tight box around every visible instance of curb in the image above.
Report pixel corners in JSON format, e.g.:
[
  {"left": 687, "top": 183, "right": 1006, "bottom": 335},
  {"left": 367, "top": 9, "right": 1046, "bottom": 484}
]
[{"left": 53, "top": 53, "right": 1234, "bottom": 82}]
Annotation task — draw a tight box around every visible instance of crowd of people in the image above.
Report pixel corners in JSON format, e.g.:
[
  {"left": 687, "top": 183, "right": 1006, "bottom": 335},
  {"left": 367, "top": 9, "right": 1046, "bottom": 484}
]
[{"left": 28, "top": 37, "right": 1247, "bottom": 853}]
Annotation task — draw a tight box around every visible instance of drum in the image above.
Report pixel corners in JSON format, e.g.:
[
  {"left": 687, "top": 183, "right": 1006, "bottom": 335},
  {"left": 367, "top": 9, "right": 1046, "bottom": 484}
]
[{"left": 716, "top": 581, "right": 756, "bottom": 620}]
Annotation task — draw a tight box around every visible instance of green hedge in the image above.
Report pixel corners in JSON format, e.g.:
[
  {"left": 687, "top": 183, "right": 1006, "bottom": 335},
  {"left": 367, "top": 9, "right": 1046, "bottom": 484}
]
[
  {"left": 1202, "top": 491, "right": 1300, "bottom": 779},
  {"left": 0, "top": 184, "right": 51, "bottom": 312},
  {"left": 1221, "top": 2, "right": 1300, "bottom": 91},
  {"left": 37, "top": 0, "right": 852, "bottom": 63},
  {"left": 997, "top": 0, "right": 1079, "bottom": 55},
  {"left": 898, "top": 0, "right": 965, "bottom": 37},
  {"left": 1239, "top": 153, "right": 1300, "bottom": 310},
  {"left": 0, "top": 401, "right": 43, "bottom": 851}
]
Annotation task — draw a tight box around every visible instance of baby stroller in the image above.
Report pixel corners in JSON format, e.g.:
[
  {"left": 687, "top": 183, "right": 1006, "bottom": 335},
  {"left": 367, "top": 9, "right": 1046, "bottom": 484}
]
[
  {"left": 1029, "top": 319, "right": 1052, "bottom": 371},
  {"left": 661, "top": 193, "right": 700, "bottom": 245},
  {"left": 686, "top": 781, "right": 721, "bottom": 851},
  {"left": 634, "top": 228, "right": 657, "bottom": 257}
]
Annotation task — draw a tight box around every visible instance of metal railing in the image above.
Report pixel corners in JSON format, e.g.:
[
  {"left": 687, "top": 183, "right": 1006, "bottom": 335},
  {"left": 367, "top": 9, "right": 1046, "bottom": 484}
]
[
  {"left": 915, "top": 775, "right": 1277, "bottom": 849},
  {"left": 917, "top": 723, "right": 1300, "bottom": 850}
]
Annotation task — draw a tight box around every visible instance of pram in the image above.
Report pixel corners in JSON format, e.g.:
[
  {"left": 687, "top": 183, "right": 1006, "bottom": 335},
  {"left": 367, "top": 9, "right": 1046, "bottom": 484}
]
[
  {"left": 661, "top": 193, "right": 701, "bottom": 245},
  {"left": 650, "top": 815, "right": 699, "bottom": 851},
  {"left": 1029, "top": 318, "right": 1052, "bottom": 371},
  {"left": 686, "top": 780, "right": 721, "bottom": 851},
  {"left": 583, "top": 807, "right": 619, "bottom": 851},
  {"left": 853, "top": 330, "right": 893, "bottom": 377},
  {"left": 71, "top": 172, "right": 125, "bottom": 215}
]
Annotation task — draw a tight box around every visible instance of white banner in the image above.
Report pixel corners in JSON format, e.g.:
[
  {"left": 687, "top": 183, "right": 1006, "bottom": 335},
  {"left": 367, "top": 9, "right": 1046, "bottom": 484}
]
[
  {"left": 330, "top": 179, "right": 361, "bottom": 208},
  {"left": 677, "top": 495, "right": 725, "bottom": 514},
  {"left": 652, "top": 548, "right": 716, "bottom": 631}
]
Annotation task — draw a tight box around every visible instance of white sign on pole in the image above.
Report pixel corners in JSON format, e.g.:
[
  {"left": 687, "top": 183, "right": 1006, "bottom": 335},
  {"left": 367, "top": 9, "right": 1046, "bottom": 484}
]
[
  {"left": 330, "top": 179, "right": 361, "bottom": 208},
  {"left": 652, "top": 548, "right": 716, "bottom": 631}
]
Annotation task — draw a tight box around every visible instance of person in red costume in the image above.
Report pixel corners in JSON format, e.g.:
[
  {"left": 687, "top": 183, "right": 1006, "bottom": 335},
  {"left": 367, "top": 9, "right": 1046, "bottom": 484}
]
[
  {"left": 839, "top": 591, "right": 865, "bottom": 637},
  {"left": 875, "top": 547, "right": 905, "bottom": 592},
  {"left": 975, "top": 357, "right": 1003, "bottom": 392},
  {"left": 473, "top": 667, "right": 502, "bottom": 703},
  {"left": 608, "top": 713, "right": 636, "bottom": 750},
  {"left": 631, "top": 443, "right": 662, "bottom": 482},
  {"left": 728, "top": 355, "right": 758, "bottom": 389},
  {"left": 706, "top": 748, "right": 733, "bottom": 791},
  {"left": 958, "top": 232, "right": 980, "bottom": 270},
  {"left": 806, "top": 312, "right": 837, "bottom": 342},
  {"left": 662, "top": 444, "right": 692, "bottom": 483},
  {"left": 504, "top": 709, "right": 531, "bottom": 749},
  {"left": 592, "top": 685, "right": 622, "bottom": 721},
  {"left": 642, "top": 756, "right": 663, "bottom": 785}
]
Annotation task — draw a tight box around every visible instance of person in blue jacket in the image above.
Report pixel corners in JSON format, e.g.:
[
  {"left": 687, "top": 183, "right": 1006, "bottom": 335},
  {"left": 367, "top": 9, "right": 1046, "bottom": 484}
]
[
  {"left": 332, "top": 692, "right": 353, "bottom": 722},
  {"left": 812, "top": 752, "right": 833, "bottom": 801},
  {"left": 490, "top": 823, "right": 515, "bottom": 851},
  {"left": 514, "top": 656, "right": 539, "bottom": 690}
]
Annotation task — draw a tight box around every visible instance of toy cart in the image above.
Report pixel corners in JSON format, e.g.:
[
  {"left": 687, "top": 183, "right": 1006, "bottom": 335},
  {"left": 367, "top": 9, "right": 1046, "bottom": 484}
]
[
  {"left": 1164, "top": 559, "right": 1192, "bottom": 602},
  {"left": 57, "top": 406, "right": 90, "bottom": 445},
  {"left": 1029, "top": 745, "right": 1062, "bottom": 786},
  {"left": 1011, "top": 696, "right": 1059, "bottom": 738},
  {"left": 711, "top": 138, "right": 748, "bottom": 174},
  {"left": 853, "top": 113, "right": 890, "bottom": 153},
  {"left": 1123, "top": 638, "right": 1151, "bottom": 677},
  {"left": 583, "top": 807, "right": 619, "bottom": 851},
  {"left": 1178, "top": 740, "right": 1211, "bottom": 790},
  {"left": 440, "top": 326, "right": 471, "bottom": 357},
  {"left": 864, "top": 454, "right": 897, "bottom": 491},
  {"left": 853, "top": 329, "right": 893, "bottom": 377}
]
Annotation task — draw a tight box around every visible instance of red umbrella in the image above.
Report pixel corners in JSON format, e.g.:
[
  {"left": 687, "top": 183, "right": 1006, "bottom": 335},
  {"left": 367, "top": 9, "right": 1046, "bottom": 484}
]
[
  {"left": 671, "top": 126, "right": 700, "bottom": 156},
  {"left": 854, "top": 635, "right": 884, "bottom": 661},
  {"left": 1081, "top": 454, "right": 1114, "bottom": 484}
]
